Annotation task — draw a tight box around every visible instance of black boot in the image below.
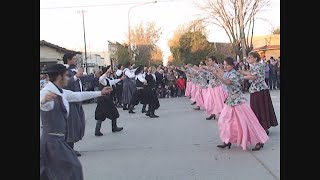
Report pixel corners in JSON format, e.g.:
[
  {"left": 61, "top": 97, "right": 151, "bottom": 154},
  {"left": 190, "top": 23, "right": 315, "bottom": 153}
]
[
  {"left": 123, "top": 104, "right": 128, "bottom": 110},
  {"left": 146, "top": 110, "right": 150, "bottom": 116},
  {"left": 68, "top": 142, "right": 81, "bottom": 156},
  {"left": 128, "top": 105, "right": 135, "bottom": 114},
  {"left": 116, "top": 102, "right": 123, "bottom": 108},
  {"left": 149, "top": 110, "right": 159, "bottom": 118},
  {"left": 67, "top": 142, "right": 74, "bottom": 149},
  {"left": 142, "top": 104, "right": 147, "bottom": 113},
  {"left": 95, "top": 120, "right": 103, "bottom": 136},
  {"left": 111, "top": 119, "right": 123, "bottom": 132}
]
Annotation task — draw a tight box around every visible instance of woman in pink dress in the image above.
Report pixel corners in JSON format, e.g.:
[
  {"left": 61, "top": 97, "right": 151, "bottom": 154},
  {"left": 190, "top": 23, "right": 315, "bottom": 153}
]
[
  {"left": 184, "top": 65, "right": 193, "bottom": 98},
  {"left": 212, "top": 57, "right": 269, "bottom": 151},
  {"left": 179, "top": 64, "right": 193, "bottom": 98},
  {"left": 203, "top": 56, "right": 227, "bottom": 120},
  {"left": 193, "top": 61, "right": 208, "bottom": 110},
  {"left": 189, "top": 65, "right": 199, "bottom": 105},
  {"left": 239, "top": 52, "right": 278, "bottom": 135}
]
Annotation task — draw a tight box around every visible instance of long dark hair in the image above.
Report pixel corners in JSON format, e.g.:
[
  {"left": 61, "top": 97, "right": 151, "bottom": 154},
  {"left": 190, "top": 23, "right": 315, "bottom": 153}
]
[
  {"left": 124, "top": 62, "right": 131, "bottom": 68},
  {"left": 248, "top": 52, "right": 261, "bottom": 62},
  {"left": 224, "top": 57, "right": 235, "bottom": 67}
]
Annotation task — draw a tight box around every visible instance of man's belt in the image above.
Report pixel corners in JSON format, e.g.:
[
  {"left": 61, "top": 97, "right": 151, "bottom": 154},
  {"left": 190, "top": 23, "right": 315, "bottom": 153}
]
[{"left": 48, "top": 132, "right": 65, "bottom": 136}]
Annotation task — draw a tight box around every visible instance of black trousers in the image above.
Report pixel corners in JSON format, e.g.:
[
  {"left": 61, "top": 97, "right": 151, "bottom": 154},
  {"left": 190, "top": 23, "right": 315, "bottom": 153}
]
[
  {"left": 269, "top": 76, "right": 277, "bottom": 89},
  {"left": 67, "top": 142, "right": 74, "bottom": 149},
  {"left": 129, "top": 88, "right": 144, "bottom": 106},
  {"left": 115, "top": 84, "right": 123, "bottom": 104}
]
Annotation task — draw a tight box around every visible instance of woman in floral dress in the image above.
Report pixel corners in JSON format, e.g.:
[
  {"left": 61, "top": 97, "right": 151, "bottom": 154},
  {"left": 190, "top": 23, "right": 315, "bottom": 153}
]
[
  {"left": 193, "top": 62, "right": 208, "bottom": 110},
  {"left": 211, "top": 57, "right": 268, "bottom": 151},
  {"left": 239, "top": 52, "right": 278, "bottom": 135},
  {"left": 202, "top": 56, "right": 227, "bottom": 120},
  {"left": 189, "top": 65, "right": 199, "bottom": 105},
  {"left": 184, "top": 65, "right": 193, "bottom": 98}
]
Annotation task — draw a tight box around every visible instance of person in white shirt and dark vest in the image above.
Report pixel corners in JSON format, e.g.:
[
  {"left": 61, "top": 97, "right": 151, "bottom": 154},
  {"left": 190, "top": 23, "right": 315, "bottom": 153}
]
[
  {"left": 144, "top": 66, "right": 160, "bottom": 118},
  {"left": 122, "top": 62, "right": 137, "bottom": 111},
  {"left": 40, "top": 64, "right": 112, "bottom": 180},
  {"left": 141, "top": 66, "right": 148, "bottom": 113},
  {"left": 63, "top": 52, "right": 100, "bottom": 156},
  {"left": 94, "top": 66, "right": 125, "bottom": 136},
  {"left": 115, "top": 64, "right": 124, "bottom": 108},
  {"left": 128, "top": 65, "right": 147, "bottom": 114}
]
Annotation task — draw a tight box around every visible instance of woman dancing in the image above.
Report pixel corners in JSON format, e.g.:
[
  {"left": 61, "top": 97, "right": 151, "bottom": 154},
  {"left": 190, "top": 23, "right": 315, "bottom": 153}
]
[
  {"left": 211, "top": 57, "right": 269, "bottom": 151},
  {"left": 238, "top": 52, "right": 278, "bottom": 135}
]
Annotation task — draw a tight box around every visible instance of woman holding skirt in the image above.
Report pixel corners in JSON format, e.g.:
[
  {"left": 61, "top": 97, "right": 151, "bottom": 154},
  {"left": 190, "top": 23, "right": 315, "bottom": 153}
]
[
  {"left": 184, "top": 65, "right": 193, "bottom": 98},
  {"left": 190, "top": 66, "right": 199, "bottom": 105},
  {"left": 212, "top": 57, "right": 269, "bottom": 151},
  {"left": 122, "top": 62, "right": 137, "bottom": 111},
  {"left": 203, "top": 56, "right": 227, "bottom": 120},
  {"left": 239, "top": 52, "right": 278, "bottom": 135},
  {"left": 193, "top": 62, "right": 208, "bottom": 110},
  {"left": 128, "top": 66, "right": 146, "bottom": 114},
  {"left": 145, "top": 66, "right": 160, "bottom": 118}
]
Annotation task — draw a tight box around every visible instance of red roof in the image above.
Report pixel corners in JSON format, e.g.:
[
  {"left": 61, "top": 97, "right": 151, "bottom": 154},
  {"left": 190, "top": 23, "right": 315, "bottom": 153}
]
[
  {"left": 40, "top": 40, "right": 81, "bottom": 54},
  {"left": 253, "top": 45, "right": 280, "bottom": 51}
]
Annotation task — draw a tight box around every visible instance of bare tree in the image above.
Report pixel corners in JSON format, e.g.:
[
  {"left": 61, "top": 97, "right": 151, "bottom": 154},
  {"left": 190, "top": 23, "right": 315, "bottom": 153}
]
[
  {"left": 196, "top": 0, "right": 269, "bottom": 59},
  {"left": 271, "top": 26, "right": 280, "bottom": 34},
  {"left": 130, "top": 21, "right": 162, "bottom": 65}
]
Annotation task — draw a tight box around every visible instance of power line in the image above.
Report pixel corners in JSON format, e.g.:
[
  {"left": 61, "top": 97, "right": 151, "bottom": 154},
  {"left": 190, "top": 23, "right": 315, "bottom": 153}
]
[{"left": 40, "top": 0, "right": 180, "bottom": 10}]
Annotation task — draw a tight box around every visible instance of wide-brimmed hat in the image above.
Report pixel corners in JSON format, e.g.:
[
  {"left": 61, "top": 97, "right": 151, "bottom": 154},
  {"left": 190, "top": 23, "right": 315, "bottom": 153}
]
[{"left": 40, "top": 64, "right": 67, "bottom": 74}]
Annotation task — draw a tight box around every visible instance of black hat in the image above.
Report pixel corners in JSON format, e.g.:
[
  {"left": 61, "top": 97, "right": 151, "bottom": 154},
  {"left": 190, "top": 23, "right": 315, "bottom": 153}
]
[
  {"left": 102, "top": 65, "right": 111, "bottom": 74},
  {"left": 135, "top": 65, "right": 144, "bottom": 75},
  {"left": 41, "top": 64, "right": 67, "bottom": 74}
]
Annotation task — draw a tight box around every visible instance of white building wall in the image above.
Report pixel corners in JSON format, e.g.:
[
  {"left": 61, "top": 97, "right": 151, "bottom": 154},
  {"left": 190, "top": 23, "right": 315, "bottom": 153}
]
[{"left": 40, "top": 45, "right": 64, "bottom": 63}]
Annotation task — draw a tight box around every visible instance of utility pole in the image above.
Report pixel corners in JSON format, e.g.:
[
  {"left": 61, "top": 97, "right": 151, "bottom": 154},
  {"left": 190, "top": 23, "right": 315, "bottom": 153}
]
[{"left": 78, "top": 10, "right": 88, "bottom": 73}]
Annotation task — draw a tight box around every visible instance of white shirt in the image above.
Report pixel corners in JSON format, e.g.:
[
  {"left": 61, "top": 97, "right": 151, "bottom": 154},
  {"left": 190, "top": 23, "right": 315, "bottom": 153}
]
[
  {"left": 116, "top": 69, "right": 123, "bottom": 77},
  {"left": 99, "top": 74, "right": 121, "bottom": 87},
  {"left": 64, "top": 64, "right": 78, "bottom": 73},
  {"left": 40, "top": 82, "right": 101, "bottom": 115},
  {"left": 123, "top": 68, "right": 137, "bottom": 78},
  {"left": 151, "top": 74, "right": 156, "bottom": 81},
  {"left": 135, "top": 73, "right": 147, "bottom": 83}
]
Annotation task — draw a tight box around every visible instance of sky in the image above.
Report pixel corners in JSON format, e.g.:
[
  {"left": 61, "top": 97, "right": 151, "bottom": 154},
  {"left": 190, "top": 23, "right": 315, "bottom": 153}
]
[{"left": 40, "top": 0, "right": 280, "bottom": 65}]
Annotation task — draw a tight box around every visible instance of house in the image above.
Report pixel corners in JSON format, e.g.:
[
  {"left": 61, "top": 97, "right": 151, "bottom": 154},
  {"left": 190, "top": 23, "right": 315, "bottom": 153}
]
[
  {"left": 40, "top": 40, "right": 82, "bottom": 68},
  {"left": 86, "top": 53, "right": 106, "bottom": 74},
  {"left": 252, "top": 34, "right": 280, "bottom": 60}
]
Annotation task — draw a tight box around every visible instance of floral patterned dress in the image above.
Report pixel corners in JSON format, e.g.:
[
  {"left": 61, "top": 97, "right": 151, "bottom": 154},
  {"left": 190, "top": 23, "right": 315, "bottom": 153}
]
[
  {"left": 185, "top": 68, "right": 192, "bottom": 82},
  {"left": 249, "top": 63, "right": 269, "bottom": 93},
  {"left": 191, "top": 70, "right": 200, "bottom": 85},
  {"left": 207, "top": 71, "right": 221, "bottom": 88},
  {"left": 223, "top": 69, "right": 247, "bottom": 107},
  {"left": 198, "top": 70, "right": 209, "bottom": 88}
]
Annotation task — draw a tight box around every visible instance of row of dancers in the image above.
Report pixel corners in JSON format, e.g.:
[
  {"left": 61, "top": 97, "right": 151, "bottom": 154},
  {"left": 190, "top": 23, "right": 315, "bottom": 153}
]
[
  {"left": 182, "top": 52, "right": 278, "bottom": 151},
  {"left": 39, "top": 52, "right": 278, "bottom": 180},
  {"left": 94, "top": 64, "right": 160, "bottom": 136},
  {"left": 40, "top": 52, "right": 162, "bottom": 180}
]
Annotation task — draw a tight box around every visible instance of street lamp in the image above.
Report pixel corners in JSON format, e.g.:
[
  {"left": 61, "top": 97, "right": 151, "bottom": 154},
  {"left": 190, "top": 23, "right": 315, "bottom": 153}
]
[
  {"left": 128, "top": 1, "right": 157, "bottom": 61},
  {"left": 77, "top": 10, "right": 88, "bottom": 73}
]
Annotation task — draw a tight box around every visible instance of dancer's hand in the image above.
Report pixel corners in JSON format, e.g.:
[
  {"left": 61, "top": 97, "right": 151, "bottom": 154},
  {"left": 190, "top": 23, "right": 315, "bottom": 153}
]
[
  {"left": 76, "top": 68, "right": 84, "bottom": 78},
  {"left": 42, "top": 92, "right": 57, "bottom": 104},
  {"left": 101, "top": 87, "right": 113, "bottom": 95}
]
